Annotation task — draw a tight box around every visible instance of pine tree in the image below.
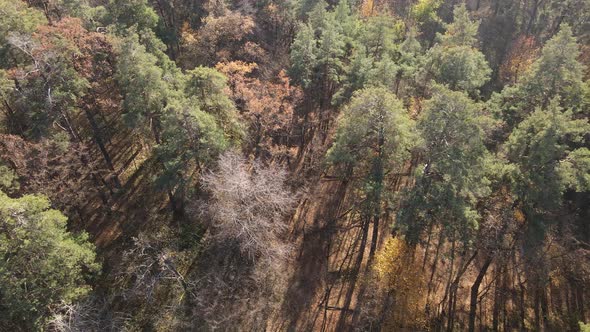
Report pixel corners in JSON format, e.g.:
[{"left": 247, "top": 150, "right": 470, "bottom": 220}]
[
  {"left": 426, "top": 4, "right": 491, "bottom": 93},
  {"left": 495, "top": 25, "right": 586, "bottom": 128},
  {"left": 327, "top": 87, "right": 417, "bottom": 258},
  {"left": 115, "top": 33, "right": 171, "bottom": 142},
  {"left": 506, "top": 98, "right": 590, "bottom": 224},
  {"left": 289, "top": 23, "right": 318, "bottom": 89},
  {"left": 0, "top": 191, "right": 99, "bottom": 330},
  {"left": 397, "top": 86, "right": 492, "bottom": 244}
]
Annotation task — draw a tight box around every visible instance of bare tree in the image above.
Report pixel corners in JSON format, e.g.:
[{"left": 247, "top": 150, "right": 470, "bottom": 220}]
[
  {"left": 47, "top": 297, "right": 129, "bottom": 332},
  {"left": 201, "top": 150, "right": 296, "bottom": 261},
  {"left": 117, "top": 234, "right": 193, "bottom": 302},
  {"left": 191, "top": 150, "right": 298, "bottom": 330}
]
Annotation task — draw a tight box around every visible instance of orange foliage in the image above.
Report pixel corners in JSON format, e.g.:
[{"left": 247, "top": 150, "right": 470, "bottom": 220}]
[
  {"left": 179, "top": 11, "right": 257, "bottom": 67},
  {"left": 216, "top": 61, "right": 302, "bottom": 161},
  {"left": 499, "top": 35, "right": 540, "bottom": 84},
  {"left": 361, "top": 0, "right": 376, "bottom": 17}
]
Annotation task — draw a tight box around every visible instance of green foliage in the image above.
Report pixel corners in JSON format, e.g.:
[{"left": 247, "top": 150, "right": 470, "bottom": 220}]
[
  {"left": 0, "top": 191, "right": 99, "bottom": 330},
  {"left": 506, "top": 99, "right": 590, "bottom": 216},
  {"left": 327, "top": 87, "right": 416, "bottom": 172},
  {"left": 289, "top": 23, "right": 318, "bottom": 89},
  {"left": 426, "top": 4, "right": 491, "bottom": 93},
  {"left": 497, "top": 25, "right": 586, "bottom": 127},
  {"left": 410, "top": 0, "right": 443, "bottom": 42},
  {"left": 0, "top": 0, "right": 47, "bottom": 68},
  {"left": 428, "top": 45, "right": 491, "bottom": 92},
  {"left": 184, "top": 67, "right": 243, "bottom": 141},
  {"left": 398, "top": 86, "right": 492, "bottom": 244},
  {"left": 328, "top": 86, "right": 417, "bottom": 228},
  {"left": 155, "top": 100, "right": 227, "bottom": 194},
  {"left": 6, "top": 21, "right": 91, "bottom": 139},
  {"left": 106, "top": 0, "right": 159, "bottom": 32},
  {"left": 115, "top": 33, "right": 170, "bottom": 139},
  {"left": 289, "top": 1, "right": 349, "bottom": 95},
  {"left": 437, "top": 4, "right": 479, "bottom": 47},
  {"left": 116, "top": 34, "right": 240, "bottom": 199},
  {"left": 411, "top": 0, "right": 443, "bottom": 26},
  {"left": 360, "top": 15, "right": 404, "bottom": 60},
  {"left": 0, "top": 160, "right": 19, "bottom": 194}
]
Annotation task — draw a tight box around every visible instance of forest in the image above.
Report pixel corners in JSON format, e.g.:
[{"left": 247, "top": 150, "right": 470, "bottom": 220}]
[{"left": 0, "top": 0, "right": 589, "bottom": 331}]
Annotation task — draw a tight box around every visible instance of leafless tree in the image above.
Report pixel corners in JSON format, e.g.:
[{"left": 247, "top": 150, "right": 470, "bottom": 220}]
[
  {"left": 47, "top": 297, "right": 129, "bottom": 332},
  {"left": 190, "top": 150, "right": 298, "bottom": 330},
  {"left": 201, "top": 150, "right": 296, "bottom": 261},
  {"left": 117, "top": 234, "right": 194, "bottom": 302}
]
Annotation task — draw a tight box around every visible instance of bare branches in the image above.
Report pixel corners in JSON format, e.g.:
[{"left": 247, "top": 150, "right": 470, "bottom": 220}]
[
  {"left": 118, "top": 234, "right": 194, "bottom": 302},
  {"left": 190, "top": 150, "right": 298, "bottom": 329},
  {"left": 201, "top": 150, "right": 297, "bottom": 261}
]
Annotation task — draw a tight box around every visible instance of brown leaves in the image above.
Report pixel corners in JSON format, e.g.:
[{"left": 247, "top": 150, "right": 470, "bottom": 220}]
[
  {"left": 0, "top": 134, "right": 101, "bottom": 214},
  {"left": 179, "top": 11, "right": 258, "bottom": 67},
  {"left": 499, "top": 35, "right": 540, "bottom": 84},
  {"left": 216, "top": 61, "right": 302, "bottom": 161}
]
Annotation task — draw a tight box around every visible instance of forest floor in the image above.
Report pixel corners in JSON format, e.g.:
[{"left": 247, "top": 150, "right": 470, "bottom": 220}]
[{"left": 277, "top": 158, "right": 418, "bottom": 331}]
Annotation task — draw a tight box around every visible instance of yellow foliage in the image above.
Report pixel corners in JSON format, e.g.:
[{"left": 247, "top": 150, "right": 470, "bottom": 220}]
[
  {"left": 215, "top": 61, "right": 257, "bottom": 76},
  {"left": 514, "top": 208, "right": 526, "bottom": 224},
  {"left": 360, "top": 0, "right": 375, "bottom": 17},
  {"left": 371, "top": 237, "right": 427, "bottom": 329}
]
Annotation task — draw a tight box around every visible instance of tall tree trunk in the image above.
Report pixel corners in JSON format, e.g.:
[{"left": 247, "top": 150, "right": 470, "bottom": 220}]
[
  {"left": 469, "top": 255, "right": 493, "bottom": 332},
  {"left": 336, "top": 217, "right": 370, "bottom": 331},
  {"left": 492, "top": 264, "right": 503, "bottom": 332},
  {"left": 447, "top": 250, "right": 478, "bottom": 332},
  {"left": 84, "top": 107, "right": 121, "bottom": 188}
]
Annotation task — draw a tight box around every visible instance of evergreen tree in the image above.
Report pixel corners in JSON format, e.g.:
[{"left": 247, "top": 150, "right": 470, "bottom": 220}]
[
  {"left": 115, "top": 33, "right": 171, "bottom": 142},
  {"left": 0, "top": 0, "right": 46, "bottom": 68},
  {"left": 426, "top": 4, "right": 491, "bottom": 93},
  {"left": 0, "top": 191, "right": 99, "bottom": 330},
  {"left": 506, "top": 98, "right": 590, "bottom": 225},
  {"left": 328, "top": 87, "right": 417, "bottom": 257},
  {"left": 398, "top": 86, "right": 492, "bottom": 244},
  {"left": 183, "top": 67, "right": 243, "bottom": 141},
  {"left": 289, "top": 22, "right": 318, "bottom": 89},
  {"left": 494, "top": 25, "right": 587, "bottom": 128}
]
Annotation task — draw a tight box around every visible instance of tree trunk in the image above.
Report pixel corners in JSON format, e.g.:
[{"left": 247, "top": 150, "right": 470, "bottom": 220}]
[
  {"left": 469, "top": 255, "right": 493, "bottom": 332},
  {"left": 447, "top": 250, "right": 478, "bottom": 332},
  {"left": 84, "top": 107, "right": 120, "bottom": 188}
]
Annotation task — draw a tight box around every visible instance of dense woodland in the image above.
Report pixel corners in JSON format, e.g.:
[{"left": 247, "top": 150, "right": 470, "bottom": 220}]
[{"left": 0, "top": 0, "right": 589, "bottom": 331}]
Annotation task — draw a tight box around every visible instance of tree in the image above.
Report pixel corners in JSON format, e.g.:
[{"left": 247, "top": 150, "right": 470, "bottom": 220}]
[
  {"left": 183, "top": 66, "right": 243, "bottom": 141},
  {"left": 193, "top": 150, "right": 296, "bottom": 330},
  {"left": 499, "top": 34, "right": 540, "bottom": 84},
  {"left": 360, "top": 15, "right": 404, "bottom": 61},
  {"left": 290, "top": 0, "right": 349, "bottom": 107},
  {"left": 216, "top": 61, "right": 302, "bottom": 161},
  {"left": 179, "top": 8, "right": 256, "bottom": 68},
  {"left": 506, "top": 98, "right": 590, "bottom": 226},
  {"left": 155, "top": 99, "right": 228, "bottom": 202},
  {"left": 495, "top": 25, "right": 586, "bottom": 128},
  {"left": 201, "top": 150, "right": 296, "bottom": 259},
  {"left": 409, "top": 0, "right": 443, "bottom": 44},
  {"left": 0, "top": 191, "right": 99, "bottom": 330},
  {"left": 289, "top": 22, "right": 317, "bottom": 89},
  {"left": 327, "top": 87, "right": 417, "bottom": 259},
  {"left": 106, "top": 0, "right": 159, "bottom": 32},
  {"left": 0, "top": 0, "right": 46, "bottom": 68},
  {"left": 426, "top": 4, "right": 491, "bottom": 93},
  {"left": 6, "top": 19, "right": 91, "bottom": 140},
  {"left": 115, "top": 32, "right": 171, "bottom": 143},
  {"left": 397, "top": 86, "right": 491, "bottom": 245}
]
